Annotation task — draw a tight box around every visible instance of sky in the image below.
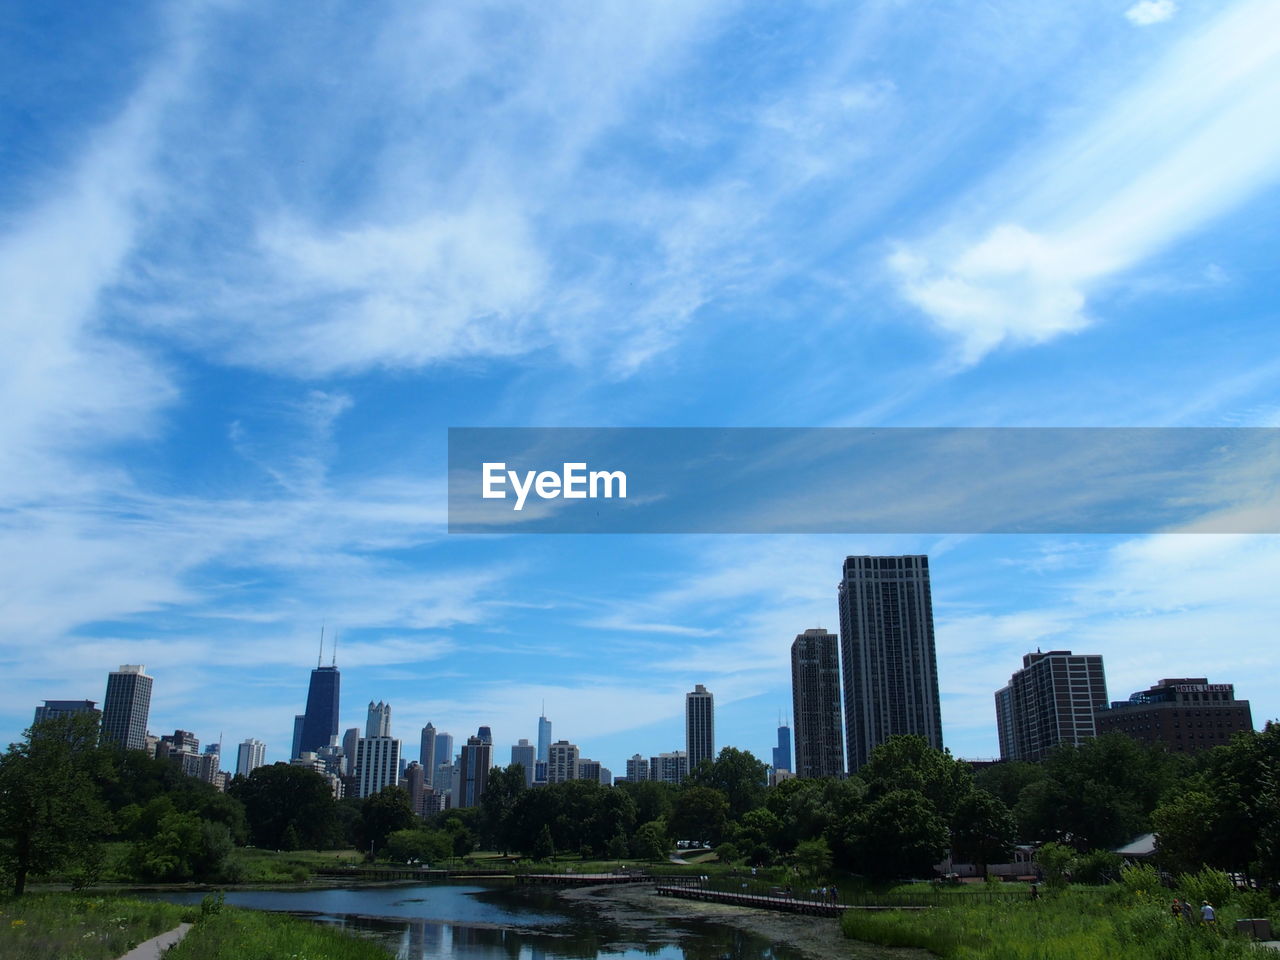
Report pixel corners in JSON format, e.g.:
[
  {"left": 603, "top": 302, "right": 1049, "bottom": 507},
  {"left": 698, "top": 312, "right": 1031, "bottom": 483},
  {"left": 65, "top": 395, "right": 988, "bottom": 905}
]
[{"left": 3, "top": 0, "right": 1280, "bottom": 777}]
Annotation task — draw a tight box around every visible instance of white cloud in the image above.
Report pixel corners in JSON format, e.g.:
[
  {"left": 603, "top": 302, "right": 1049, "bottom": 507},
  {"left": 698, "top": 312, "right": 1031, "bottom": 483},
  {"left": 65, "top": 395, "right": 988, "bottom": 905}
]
[
  {"left": 890, "top": 0, "right": 1280, "bottom": 363},
  {"left": 1126, "top": 1, "right": 1178, "bottom": 27}
]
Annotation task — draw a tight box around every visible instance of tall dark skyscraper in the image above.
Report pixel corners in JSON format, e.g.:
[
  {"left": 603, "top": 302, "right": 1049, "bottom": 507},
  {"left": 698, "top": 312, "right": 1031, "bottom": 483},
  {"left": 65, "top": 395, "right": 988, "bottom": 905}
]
[
  {"left": 686, "top": 684, "right": 715, "bottom": 770},
  {"left": 101, "top": 665, "right": 153, "bottom": 751},
  {"left": 299, "top": 665, "right": 340, "bottom": 756},
  {"left": 772, "top": 721, "right": 792, "bottom": 773},
  {"left": 420, "top": 723, "right": 437, "bottom": 787},
  {"left": 837, "top": 555, "right": 942, "bottom": 773},
  {"left": 791, "top": 628, "right": 844, "bottom": 778},
  {"left": 457, "top": 735, "right": 492, "bottom": 806}
]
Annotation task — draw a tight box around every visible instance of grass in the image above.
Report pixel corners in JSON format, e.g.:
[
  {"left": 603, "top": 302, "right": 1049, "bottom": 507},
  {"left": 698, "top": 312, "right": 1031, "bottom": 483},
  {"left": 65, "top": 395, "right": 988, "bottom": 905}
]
[
  {"left": 168, "top": 905, "right": 392, "bottom": 960},
  {"left": 0, "top": 894, "right": 188, "bottom": 960},
  {"left": 230, "top": 848, "right": 364, "bottom": 883},
  {"left": 841, "top": 884, "right": 1269, "bottom": 960}
]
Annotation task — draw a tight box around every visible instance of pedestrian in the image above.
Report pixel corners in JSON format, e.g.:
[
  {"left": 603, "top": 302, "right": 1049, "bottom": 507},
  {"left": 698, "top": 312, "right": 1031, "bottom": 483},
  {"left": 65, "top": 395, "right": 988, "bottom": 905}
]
[
  {"left": 1170, "top": 899, "right": 1182, "bottom": 919},
  {"left": 1200, "top": 901, "right": 1216, "bottom": 925},
  {"left": 1029, "top": 883, "right": 1040, "bottom": 901},
  {"left": 1182, "top": 899, "right": 1195, "bottom": 924}
]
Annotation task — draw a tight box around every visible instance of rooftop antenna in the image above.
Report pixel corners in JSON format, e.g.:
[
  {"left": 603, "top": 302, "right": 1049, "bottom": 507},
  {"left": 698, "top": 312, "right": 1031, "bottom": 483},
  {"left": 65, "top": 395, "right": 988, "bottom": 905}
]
[
  {"left": 318, "top": 621, "right": 326, "bottom": 669},
  {"left": 331, "top": 630, "right": 337, "bottom": 667}
]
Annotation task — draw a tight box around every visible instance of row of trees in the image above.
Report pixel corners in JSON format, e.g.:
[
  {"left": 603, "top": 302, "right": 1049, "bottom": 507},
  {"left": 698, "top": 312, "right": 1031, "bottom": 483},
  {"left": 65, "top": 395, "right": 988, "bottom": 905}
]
[{"left": 3, "top": 713, "right": 1277, "bottom": 895}]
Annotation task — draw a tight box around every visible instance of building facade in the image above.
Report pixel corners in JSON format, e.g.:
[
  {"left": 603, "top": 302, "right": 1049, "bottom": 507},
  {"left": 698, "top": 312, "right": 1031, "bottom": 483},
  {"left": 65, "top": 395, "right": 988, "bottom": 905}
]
[
  {"left": 511, "top": 739, "right": 536, "bottom": 786},
  {"left": 101, "top": 665, "right": 153, "bottom": 751},
  {"left": 791, "top": 627, "right": 845, "bottom": 778},
  {"left": 457, "top": 735, "right": 492, "bottom": 806},
  {"left": 1096, "top": 678, "right": 1253, "bottom": 754},
  {"left": 772, "top": 722, "right": 792, "bottom": 774},
  {"left": 298, "top": 665, "right": 340, "bottom": 756},
  {"left": 420, "top": 723, "right": 437, "bottom": 787},
  {"left": 537, "top": 714, "right": 552, "bottom": 763},
  {"left": 366, "top": 701, "right": 392, "bottom": 738},
  {"left": 547, "top": 740, "right": 580, "bottom": 783},
  {"left": 995, "top": 650, "right": 1108, "bottom": 762},
  {"left": 686, "top": 684, "right": 715, "bottom": 771},
  {"left": 355, "top": 736, "right": 402, "bottom": 798},
  {"left": 650, "top": 750, "right": 689, "bottom": 785},
  {"left": 838, "top": 556, "right": 942, "bottom": 773},
  {"left": 33, "top": 699, "right": 99, "bottom": 727},
  {"left": 236, "top": 738, "right": 267, "bottom": 777},
  {"left": 626, "top": 754, "right": 650, "bottom": 781}
]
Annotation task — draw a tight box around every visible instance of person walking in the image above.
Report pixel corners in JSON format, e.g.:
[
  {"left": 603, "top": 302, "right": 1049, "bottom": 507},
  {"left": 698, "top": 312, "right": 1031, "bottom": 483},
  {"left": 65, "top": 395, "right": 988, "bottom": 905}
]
[
  {"left": 1170, "top": 899, "right": 1182, "bottom": 919},
  {"left": 1200, "top": 901, "right": 1216, "bottom": 926}
]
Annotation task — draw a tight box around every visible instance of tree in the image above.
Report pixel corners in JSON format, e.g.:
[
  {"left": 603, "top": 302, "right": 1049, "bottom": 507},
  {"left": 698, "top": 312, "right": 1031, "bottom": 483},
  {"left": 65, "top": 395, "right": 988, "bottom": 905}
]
[
  {"left": 357, "top": 786, "right": 417, "bottom": 856},
  {"left": 478, "top": 764, "right": 526, "bottom": 854},
  {"left": 0, "top": 715, "right": 110, "bottom": 895},
  {"left": 857, "top": 735, "right": 973, "bottom": 825},
  {"left": 229, "top": 763, "right": 337, "bottom": 851},
  {"left": 950, "top": 790, "right": 1017, "bottom": 874},
  {"left": 531, "top": 824, "right": 555, "bottom": 861},
  {"left": 129, "top": 811, "right": 233, "bottom": 881},
  {"left": 1152, "top": 790, "right": 1219, "bottom": 875},
  {"left": 850, "top": 789, "right": 949, "bottom": 880},
  {"left": 1035, "top": 841, "right": 1076, "bottom": 888},
  {"left": 633, "top": 819, "right": 668, "bottom": 861},
  {"left": 385, "top": 828, "right": 452, "bottom": 864},
  {"left": 669, "top": 786, "right": 729, "bottom": 845},
  {"left": 686, "top": 747, "right": 769, "bottom": 819},
  {"left": 793, "top": 837, "right": 833, "bottom": 878}
]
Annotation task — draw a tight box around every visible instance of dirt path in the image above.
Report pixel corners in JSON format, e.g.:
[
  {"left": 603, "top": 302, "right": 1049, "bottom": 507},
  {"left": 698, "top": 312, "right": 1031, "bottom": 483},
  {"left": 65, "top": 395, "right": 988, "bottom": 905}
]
[{"left": 557, "top": 883, "right": 933, "bottom": 960}]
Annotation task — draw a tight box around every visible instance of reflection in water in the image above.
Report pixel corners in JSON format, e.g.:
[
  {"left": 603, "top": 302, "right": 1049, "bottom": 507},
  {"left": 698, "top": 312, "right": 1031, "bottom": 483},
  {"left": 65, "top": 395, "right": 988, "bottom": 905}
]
[{"left": 142, "top": 883, "right": 805, "bottom": 960}]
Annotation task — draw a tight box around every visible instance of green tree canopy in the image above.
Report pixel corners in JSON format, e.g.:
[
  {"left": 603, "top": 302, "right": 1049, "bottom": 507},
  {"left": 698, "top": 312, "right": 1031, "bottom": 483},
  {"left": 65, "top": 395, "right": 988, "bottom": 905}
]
[
  {"left": 229, "top": 762, "right": 337, "bottom": 851},
  {"left": 686, "top": 747, "right": 769, "bottom": 819}
]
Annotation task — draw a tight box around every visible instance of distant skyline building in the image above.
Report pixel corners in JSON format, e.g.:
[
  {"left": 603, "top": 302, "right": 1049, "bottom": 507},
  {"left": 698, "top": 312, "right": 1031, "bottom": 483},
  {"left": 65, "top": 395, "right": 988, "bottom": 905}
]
[
  {"left": 511, "top": 739, "right": 536, "bottom": 787},
  {"left": 298, "top": 662, "right": 340, "bottom": 756},
  {"left": 1096, "top": 678, "right": 1252, "bottom": 754},
  {"left": 434, "top": 731, "right": 454, "bottom": 768},
  {"left": 686, "top": 684, "right": 715, "bottom": 771},
  {"left": 650, "top": 750, "right": 689, "bottom": 785},
  {"left": 237, "top": 739, "right": 267, "bottom": 777},
  {"left": 355, "top": 735, "right": 402, "bottom": 798},
  {"left": 457, "top": 735, "right": 492, "bottom": 807},
  {"left": 420, "top": 723, "right": 437, "bottom": 787},
  {"left": 291, "top": 715, "right": 305, "bottom": 759},
  {"left": 341, "top": 727, "right": 360, "bottom": 776},
  {"left": 477, "top": 725, "right": 492, "bottom": 745},
  {"left": 404, "top": 760, "right": 427, "bottom": 815},
  {"left": 791, "top": 627, "right": 844, "bottom": 778},
  {"left": 838, "top": 555, "right": 942, "bottom": 772},
  {"left": 537, "top": 712, "right": 552, "bottom": 763},
  {"left": 101, "top": 665, "right": 153, "bottom": 751},
  {"left": 626, "top": 754, "right": 650, "bottom": 781},
  {"left": 772, "top": 721, "right": 792, "bottom": 774},
  {"left": 547, "top": 740, "right": 579, "bottom": 783},
  {"left": 366, "top": 701, "right": 392, "bottom": 738},
  {"left": 33, "top": 699, "right": 99, "bottom": 727},
  {"left": 995, "top": 650, "right": 1108, "bottom": 762}
]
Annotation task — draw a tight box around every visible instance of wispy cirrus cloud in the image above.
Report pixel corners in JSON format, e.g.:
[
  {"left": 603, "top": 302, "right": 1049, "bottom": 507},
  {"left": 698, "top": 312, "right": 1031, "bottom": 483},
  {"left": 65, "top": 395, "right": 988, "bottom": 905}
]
[{"left": 889, "top": 0, "right": 1280, "bottom": 363}]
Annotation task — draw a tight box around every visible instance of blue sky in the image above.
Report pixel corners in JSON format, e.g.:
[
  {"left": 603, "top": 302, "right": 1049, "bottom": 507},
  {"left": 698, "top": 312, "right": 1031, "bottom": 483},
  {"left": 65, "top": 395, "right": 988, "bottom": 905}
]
[{"left": 4, "top": 0, "right": 1280, "bottom": 775}]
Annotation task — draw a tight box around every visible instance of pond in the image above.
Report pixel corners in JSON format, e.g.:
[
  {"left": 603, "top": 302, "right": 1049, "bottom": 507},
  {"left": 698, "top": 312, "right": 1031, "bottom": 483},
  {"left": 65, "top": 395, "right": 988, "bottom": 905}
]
[{"left": 146, "top": 882, "right": 811, "bottom": 960}]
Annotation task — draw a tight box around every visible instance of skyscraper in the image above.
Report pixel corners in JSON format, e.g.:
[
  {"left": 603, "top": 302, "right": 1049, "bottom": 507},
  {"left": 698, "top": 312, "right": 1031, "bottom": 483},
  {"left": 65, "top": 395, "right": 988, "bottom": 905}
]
[
  {"left": 457, "top": 735, "right": 492, "bottom": 806},
  {"left": 355, "top": 735, "right": 401, "bottom": 798},
  {"left": 791, "top": 628, "right": 844, "bottom": 778},
  {"left": 342, "top": 727, "right": 360, "bottom": 776},
  {"left": 291, "top": 715, "right": 305, "bottom": 759},
  {"left": 686, "top": 684, "right": 714, "bottom": 771},
  {"left": 626, "top": 754, "right": 650, "bottom": 781},
  {"left": 649, "top": 750, "right": 688, "bottom": 784},
  {"left": 838, "top": 555, "right": 942, "bottom": 773},
  {"left": 511, "top": 739, "right": 536, "bottom": 787},
  {"left": 236, "top": 738, "right": 267, "bottom": 777},
  {"left": 995, "top": 650, "right": 1107, "bottom": 762},
  {"left": 101, "top": 665, "right": 153, "bottom": 751},
  {"left": 420, "top": 723, "right": 437, "bottom": 787},
  {"left": 366, "top": 701, "right": 391, "bottom": 738},
  {"left": 772, "top": 721, "right": 793, "bottom": 774},
  {"left": 537, "top": 712, "right": 552, "bottom": 763},
  {"left": 298, "top": 665, "right": 340, "bottom": 756},
  {"left": 434, "top": 731, "right": 454, "bottom": 769},
  {"left": 547, "top": 740, "right": 579, "bottom": 783},
  {"left": 477, "top": 725, "right": 493, "bottom": 745}
]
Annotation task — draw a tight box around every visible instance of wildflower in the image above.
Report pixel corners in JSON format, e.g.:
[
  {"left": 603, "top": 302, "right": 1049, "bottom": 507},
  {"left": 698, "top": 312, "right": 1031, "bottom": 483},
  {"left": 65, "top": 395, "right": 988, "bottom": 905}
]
[{"left": 11, "top": 919, "right": 26, "bottom": 928}]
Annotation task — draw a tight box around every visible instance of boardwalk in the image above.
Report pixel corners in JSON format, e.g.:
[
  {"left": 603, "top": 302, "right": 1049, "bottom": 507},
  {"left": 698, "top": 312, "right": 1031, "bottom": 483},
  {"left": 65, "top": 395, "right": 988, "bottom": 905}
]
[
  {"left": 655, "top": 885, "right": 931, "bottom": 916},
  {"left": 516, "top": 872, "right": 656, "bottom": 886}
]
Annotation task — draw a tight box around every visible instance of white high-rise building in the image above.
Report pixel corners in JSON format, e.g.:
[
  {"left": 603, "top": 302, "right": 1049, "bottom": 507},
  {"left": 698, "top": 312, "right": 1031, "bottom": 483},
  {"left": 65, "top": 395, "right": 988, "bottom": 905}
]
[
  {"left": 366, "top": 701, "right": 392, "bottom": 738},
  {"left": 236, "top": 738, "right": 267, "bottom": 778},
  {"left": 355, "top": 736, "right": 402, "bottom": 798},
  {"left": 420, "top": 723, "right": 437, "bottom": 787},
  {"left": 686, "top": 684, "right": 714, "bottom": 771},
  {"left": 626, "top": 754, "right": 649, "bottom": 781},
  {"left": 650, "top": 750, "right": 689, "bottom": 784},
  {"left": 511, "top": 739, "right": 536, "bottom": 787}
]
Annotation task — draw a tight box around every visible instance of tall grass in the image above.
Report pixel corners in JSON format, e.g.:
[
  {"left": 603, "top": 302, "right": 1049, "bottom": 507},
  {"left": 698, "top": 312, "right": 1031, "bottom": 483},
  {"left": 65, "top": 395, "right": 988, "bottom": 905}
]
[
  {"left": 0, "top": 894, "right": 187, "bottom": 960},
  {"left": 842, "top": 884, "right": 1268, "bottom": 960},
  {"left": 167, "top": 906, "right": 393, "bottom": 960}
]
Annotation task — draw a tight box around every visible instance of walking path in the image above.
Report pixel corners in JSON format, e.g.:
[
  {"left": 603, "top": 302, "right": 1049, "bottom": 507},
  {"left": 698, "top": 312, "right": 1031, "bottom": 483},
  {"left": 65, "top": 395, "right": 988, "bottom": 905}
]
[{"left": 113, "top": 922, "right": 191, "bottom": 960}]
